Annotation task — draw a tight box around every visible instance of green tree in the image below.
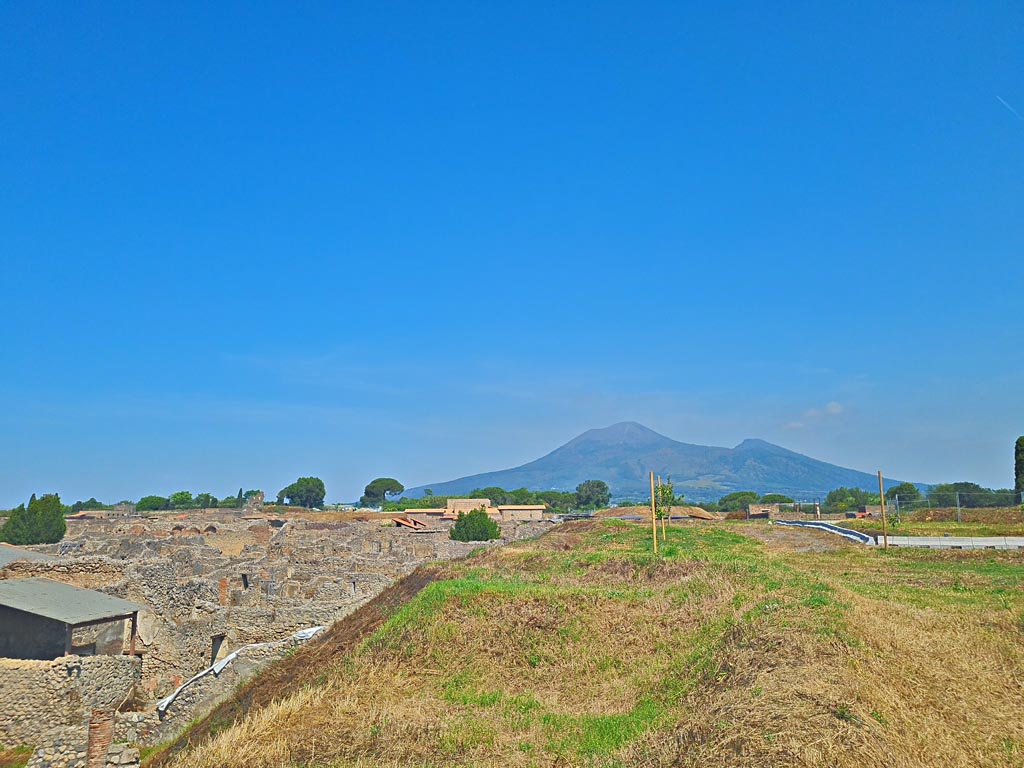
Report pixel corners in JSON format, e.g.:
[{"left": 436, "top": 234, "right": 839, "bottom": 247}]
[
  {"left": 70, "top": 497, "right": 108, "bottom": 514},
  {"left": 884, "top": 482, "right": 921, "bottom": 503},
  {"left": 536, "top": 490, "right": 577, "bottom": 513},
  {"left": 655, "top": 479, "right": 678, "bottom": 519},
  {"left": 718, "top": 491, "right": 760, "bottom": 512},
  {"left": 449, "top": 507, "right": 500, "bottom": 542},
  {"left": 575, "top": 480, "right": 611, "bottom": 510},
  {"left": 510, "top": 487, "right": 535, "bottom": 505},
  {"left": 169, "top": 491, "right": 194, "bottom": 509},
  {"left": 759, "top": 493, "right": 794, "bottom": 504},
  {"left": 1016, "top": 436, "right": 1024, "bottom": 495},
  {"left": 823, "top": 487, "right": 878, "bottom": 513},
  {"left": 243, "top": 489, "right": 262, "bottom": 502},
  {"left": 278, "top": 477, "right": 326, "bottom": 508},
  {"left": 194, "top": 492, "right": 217, "bottom": 509},
  {"left": 472, "top": 486, "right": 513, "bottom": 505},
  {"left": 359, "top": 478, "right": 404, "bottom": 508},
  {"left": 137, "top": 495, "right": 168, "bottom": 511},
  {"left": 0, "top": 504, "right": 28, "bottom": 543},
  {"left": 237, "top": 488, "right": 244, "bottom": 506},
  {"left": 0, "top": 493, "right": 66, "bottom": 545},
  {"left": 928, "top": 482, "right": 1012, "bottom": 508}
]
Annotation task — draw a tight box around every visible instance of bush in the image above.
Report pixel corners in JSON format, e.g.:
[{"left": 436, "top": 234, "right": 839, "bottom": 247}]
[{"left": 449, "top": 507, "right": 500, "bottom": 542}]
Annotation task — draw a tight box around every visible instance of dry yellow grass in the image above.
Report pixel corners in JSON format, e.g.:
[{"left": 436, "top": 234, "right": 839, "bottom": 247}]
[{"left": 162, "top": 521, "right": 1024, "bottom": 768}]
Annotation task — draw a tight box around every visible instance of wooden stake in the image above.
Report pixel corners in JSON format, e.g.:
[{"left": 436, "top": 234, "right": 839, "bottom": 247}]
[
  {"left": 878, "top": 470, "right": 888, "bottom": 551},
  {"left": 650, "top": 471, "right": 658, "bottom": 554}
]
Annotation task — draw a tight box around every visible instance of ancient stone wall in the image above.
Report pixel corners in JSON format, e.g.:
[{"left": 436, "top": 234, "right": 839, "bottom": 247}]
[
  {"left": 0, "top": 655, "right": 140, "bottom": 747},
  {"left": 0, "top": 558, "right": 127, "bottom": 589}
]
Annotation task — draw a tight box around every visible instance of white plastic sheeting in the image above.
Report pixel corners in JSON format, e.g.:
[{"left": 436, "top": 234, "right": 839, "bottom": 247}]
[{"left": 156, "top": 626, "right": 324, "bottom": 716}]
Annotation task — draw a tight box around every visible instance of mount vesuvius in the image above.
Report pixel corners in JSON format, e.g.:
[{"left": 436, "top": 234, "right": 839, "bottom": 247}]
[{"left": 404, "top": 422, "right": 906, "bottom": 500}]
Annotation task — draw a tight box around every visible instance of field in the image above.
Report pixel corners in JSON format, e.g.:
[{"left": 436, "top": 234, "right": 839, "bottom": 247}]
[{"left": 153, "top": 519, "right": 1024, "bottom": 768}]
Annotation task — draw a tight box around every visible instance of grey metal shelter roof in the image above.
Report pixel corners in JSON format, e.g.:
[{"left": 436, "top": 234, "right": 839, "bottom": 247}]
[
  {"left": 0, "top": 577, "right": 145, "bottom": 625},
  {"left": 0, "top": 543, "right": 56, "bottom": 567}
]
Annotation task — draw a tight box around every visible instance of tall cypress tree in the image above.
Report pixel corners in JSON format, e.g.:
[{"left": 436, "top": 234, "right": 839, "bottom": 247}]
[{"left": 1015, "top": 436, "right": 1024, "bottom": 495}]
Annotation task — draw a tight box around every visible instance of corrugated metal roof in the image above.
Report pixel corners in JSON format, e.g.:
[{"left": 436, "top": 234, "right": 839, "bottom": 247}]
[
  {"left": 0, "top": 543, "right": 56, "bottom": 567},
  {"left": 0, "top": 577, "right": 145, "bottom": 625}
]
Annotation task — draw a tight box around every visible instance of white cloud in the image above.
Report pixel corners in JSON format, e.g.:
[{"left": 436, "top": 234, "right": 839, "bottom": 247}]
[{"left": 785, "top": 401, "right": 845, "bottom": 429}]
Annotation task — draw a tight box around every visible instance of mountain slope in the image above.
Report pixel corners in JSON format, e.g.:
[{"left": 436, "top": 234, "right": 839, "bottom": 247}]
[{"left": 405, "top": 422, "right": 904, "bottom": 500}]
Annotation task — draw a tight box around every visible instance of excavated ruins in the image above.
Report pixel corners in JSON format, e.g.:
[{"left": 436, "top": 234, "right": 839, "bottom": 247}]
[{"left": 0, "top": 503, "right": 548, "bottom": 768}]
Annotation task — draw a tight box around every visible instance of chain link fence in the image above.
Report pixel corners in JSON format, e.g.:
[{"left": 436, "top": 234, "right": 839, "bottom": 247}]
[{"left": 891, "top": 491, "right": 1024, "bottom": 523}]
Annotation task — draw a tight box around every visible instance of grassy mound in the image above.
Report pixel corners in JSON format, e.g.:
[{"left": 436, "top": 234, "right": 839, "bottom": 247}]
[{"left": 161, "top": 520, "right": 1024, "bottom": 767}]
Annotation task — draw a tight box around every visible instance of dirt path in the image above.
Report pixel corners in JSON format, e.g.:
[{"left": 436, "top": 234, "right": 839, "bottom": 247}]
[{"left": 146, "top": 565, "right": 443, "bottom": 767}]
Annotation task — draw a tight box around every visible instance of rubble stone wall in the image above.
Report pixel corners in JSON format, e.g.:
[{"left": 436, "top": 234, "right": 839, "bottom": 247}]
[
  {"left": 0, "top": 655, "right": 140, "bottom": 747},
  {"left": 0, "top": 558, "right": 127, "bottom": 589}
]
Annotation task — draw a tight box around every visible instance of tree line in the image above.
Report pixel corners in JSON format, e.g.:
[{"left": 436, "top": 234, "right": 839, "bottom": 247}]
[
  {"left": 683, "top": 479, "right": 1022, "bottom": 516},
  {"left": 135, "top": 489, "right": 264, "bottom": 511},
  {"left": 0, "top": 489, "right": 264, "bottom": 518},
  {"left": 368, "top": 479, "right": 612, "bottom": 514}
]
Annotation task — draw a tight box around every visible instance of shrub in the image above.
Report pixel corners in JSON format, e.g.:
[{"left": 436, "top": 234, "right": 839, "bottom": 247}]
[{"left": 449, "top": 507, "right": 500, "bottom": 542}]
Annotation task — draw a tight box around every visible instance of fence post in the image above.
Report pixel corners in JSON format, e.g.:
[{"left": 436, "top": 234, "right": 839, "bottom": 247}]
[
  {"left": 894, "top": 494, "right": 901, "bottom": 524},
  {"left": 955, "top": 492, "right": 961, "bottom": 523}
]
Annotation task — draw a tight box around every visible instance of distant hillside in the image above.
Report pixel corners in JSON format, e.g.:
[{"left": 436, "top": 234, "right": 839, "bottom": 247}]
[{"left": 405, "top": 421, "right": 908, "bottom": 500}]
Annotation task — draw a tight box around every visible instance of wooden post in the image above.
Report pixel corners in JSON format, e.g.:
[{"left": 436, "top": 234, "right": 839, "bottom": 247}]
[
  {"left": 878, "top": 470, "right": 888, "bottom": 551},
  {"left": 650, "top": 472, "right": 658, "bottom": 554},
  {"left": 129, "top": 612, "right": 137, "bottom": 656}
]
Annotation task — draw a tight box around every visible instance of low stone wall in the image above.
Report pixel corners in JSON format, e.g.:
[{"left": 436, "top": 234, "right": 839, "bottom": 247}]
[
  {"left": 24, "top": 727, "right": 140, "bottom": 768},
  {"left": 0, "top": 557, "right": 127, "bottom": 589},
  {"left": 0, "top": 655, "right": 140, "bottom": 748}
]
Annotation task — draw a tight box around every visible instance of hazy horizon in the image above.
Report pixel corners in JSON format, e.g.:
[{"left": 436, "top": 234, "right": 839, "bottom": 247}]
[
  {"left": 0, "top": 416, "right": 1019, "bottom": 508},
  {"left": 2, "top": 3, "right": 1021, "bottom": 507}
]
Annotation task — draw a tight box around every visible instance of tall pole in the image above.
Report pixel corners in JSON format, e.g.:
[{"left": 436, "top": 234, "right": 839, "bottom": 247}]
[
  {"left": 878, "top": 470, "right": 888, "bottom": 550},
  {"left": 650, "top": 471, "right": 658, "bottom": 554}
]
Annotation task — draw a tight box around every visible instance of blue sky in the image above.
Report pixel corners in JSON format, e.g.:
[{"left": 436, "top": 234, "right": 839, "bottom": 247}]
[{"left": 2, "top": 2, "right": 1022, "bottom": 506}]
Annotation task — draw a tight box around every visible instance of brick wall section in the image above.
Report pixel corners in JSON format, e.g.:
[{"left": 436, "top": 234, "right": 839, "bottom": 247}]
[{"left": 86, "top": 710, "right": 114, "bottom": 768}]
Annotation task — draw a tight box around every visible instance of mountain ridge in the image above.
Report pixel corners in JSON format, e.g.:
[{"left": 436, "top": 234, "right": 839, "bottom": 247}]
[{"left": 404, "top": 422, "right": 907, "bottom": 500}]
